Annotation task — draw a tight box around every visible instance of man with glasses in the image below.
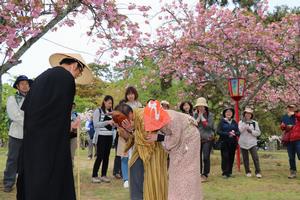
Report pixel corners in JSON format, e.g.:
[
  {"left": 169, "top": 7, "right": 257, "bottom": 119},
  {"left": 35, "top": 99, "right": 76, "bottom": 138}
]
[{"left": 17, "top": 53, "right": 92, "bottom": 200}]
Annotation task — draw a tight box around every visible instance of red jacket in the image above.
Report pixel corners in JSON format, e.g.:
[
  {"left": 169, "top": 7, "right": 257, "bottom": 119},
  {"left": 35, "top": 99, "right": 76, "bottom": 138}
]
[{"left": 290, "top": 113, "right": 300, "bottom": 142}]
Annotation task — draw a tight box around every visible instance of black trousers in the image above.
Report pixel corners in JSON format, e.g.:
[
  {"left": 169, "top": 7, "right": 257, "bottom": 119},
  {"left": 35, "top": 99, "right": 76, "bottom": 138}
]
[
  {"left": 130, "top": 157, "right": 144, "bottom": 200},
  {"left": 113, "top": 135, "right": 122, "bottom": 176},
  {"left": 92, "top": 135, "right": 113, "bottom": 177},
  {"left": 220, "top": 139, "right": 237, "bottom": 176},
  {"left": 200, "top": 141, "right": 213, "bottom": 177},
  {"left": 241, "top": 146, "right": 261, "bottom": 174}
]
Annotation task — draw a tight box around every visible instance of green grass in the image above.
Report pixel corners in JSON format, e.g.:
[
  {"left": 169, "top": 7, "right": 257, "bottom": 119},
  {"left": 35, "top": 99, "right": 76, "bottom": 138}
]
[{"left": 1, "top": 148, "right": 300, "bottom": 200}]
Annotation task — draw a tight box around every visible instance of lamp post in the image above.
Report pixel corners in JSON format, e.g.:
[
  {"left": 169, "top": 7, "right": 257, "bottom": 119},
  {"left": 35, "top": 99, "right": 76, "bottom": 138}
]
[{"left": 228, "top": 78, "right": 246, "bottom": 172}]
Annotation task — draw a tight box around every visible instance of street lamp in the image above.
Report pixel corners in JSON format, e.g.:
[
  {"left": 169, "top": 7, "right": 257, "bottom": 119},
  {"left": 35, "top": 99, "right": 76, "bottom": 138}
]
[{"left": 228, "top": 77, "right": 246, "bottom": 172}]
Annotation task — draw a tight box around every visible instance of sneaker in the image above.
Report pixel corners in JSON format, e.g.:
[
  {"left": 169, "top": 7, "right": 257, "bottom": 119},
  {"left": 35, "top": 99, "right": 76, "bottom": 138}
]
[
  {"left": 222, "top": 175, "right": 229, "bottom": 179},
  {"left": 256, "top": 173, "right": 262, "bottom": 178},
  {"left": 123, "top": 180, "right": 129, "bottom": 188},
  {"left": 100, "top": 176, "right": 111, "bottom": 183},
  {"left": 88, "top": 156, "right": 92, "bottom": 160},
  {"left": 288, "top": 171, "right": 296, "bottom": 179},
  {"left": 246, "top": 173, "right": 252, "bottom": 177},
  {"left": 4, "top": 187, "right": 13, "bottom": 193},
  {"left": 114, "top": 174, "right": 122, "bottom": 179},
  {"left": 91, "top": 177, "right": 101, "bottom": 183}
]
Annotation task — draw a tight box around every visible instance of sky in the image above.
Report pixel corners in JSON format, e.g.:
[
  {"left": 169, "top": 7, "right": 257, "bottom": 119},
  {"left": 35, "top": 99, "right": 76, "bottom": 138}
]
[{"left": 2, "top": 0, "right": 300, "bottom": 84}]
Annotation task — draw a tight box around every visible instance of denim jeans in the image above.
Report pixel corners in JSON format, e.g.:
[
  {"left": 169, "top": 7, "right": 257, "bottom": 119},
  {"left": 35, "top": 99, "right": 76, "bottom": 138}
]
[
  {"left": 287, "top": 140, "right": 300, "bottom": 171},
  {"left": 121, "top": 157, "right": 129, "bottom": 181}
]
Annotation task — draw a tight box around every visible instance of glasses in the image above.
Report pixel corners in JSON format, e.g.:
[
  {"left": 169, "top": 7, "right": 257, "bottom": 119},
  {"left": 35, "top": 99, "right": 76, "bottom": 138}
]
[{"left": 76, "top": 61, "right": 84, "bottom": 75}]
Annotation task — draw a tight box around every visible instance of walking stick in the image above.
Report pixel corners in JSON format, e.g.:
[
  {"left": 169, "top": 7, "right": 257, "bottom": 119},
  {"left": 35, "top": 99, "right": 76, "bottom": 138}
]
[{"left": 77, "top": 124, "right": 81, "bottom": 200}]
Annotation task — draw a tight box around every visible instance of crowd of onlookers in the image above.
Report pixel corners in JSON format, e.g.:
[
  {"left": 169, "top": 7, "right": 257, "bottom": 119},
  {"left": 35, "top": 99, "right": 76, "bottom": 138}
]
[
  {"left": 3, "top": 74, "right": 300, "bottom": 194},
  {"left": 74, "top": 86, "right": 300, "bottom": 186}
]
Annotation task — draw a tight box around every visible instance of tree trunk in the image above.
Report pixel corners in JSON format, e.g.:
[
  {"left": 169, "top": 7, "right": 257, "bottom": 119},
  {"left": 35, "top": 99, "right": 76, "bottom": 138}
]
[
  {"left": 0, "top": 74, "right": 2, "bottom": 116},
  {"left": 160, "top": 74, "right": 172, "bottom": 91}
]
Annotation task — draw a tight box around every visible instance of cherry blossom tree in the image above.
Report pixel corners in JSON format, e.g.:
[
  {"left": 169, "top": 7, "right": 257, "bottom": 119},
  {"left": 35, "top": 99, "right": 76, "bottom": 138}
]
[
  {"left": 0, "top": 0, "right": 150, "bottom": 113},
  {"left": 142, "top": 0, "right": 299, "bottom": 108}
]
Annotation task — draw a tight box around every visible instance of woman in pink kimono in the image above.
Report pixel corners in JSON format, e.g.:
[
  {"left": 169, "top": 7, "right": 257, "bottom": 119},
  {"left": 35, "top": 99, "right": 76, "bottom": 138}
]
[{"left": 145, "top": 100, "right": 202, "bottom": 200}]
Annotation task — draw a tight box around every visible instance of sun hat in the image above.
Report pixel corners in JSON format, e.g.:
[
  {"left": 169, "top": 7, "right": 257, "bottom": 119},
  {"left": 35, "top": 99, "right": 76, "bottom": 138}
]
[
  {"left": 222, "top": 107, "right": 235, "bottom": 118},
  {"left": 13, "top": 75, "right": 33, "bottom": 89},
  {"left": 161, "top": 100, "right": 170, "bottom": 105},
  {"left": 194, "top": 97, "right": 208, "bottom": 107},
  {"left": 243, "top": 107, "right": 254, "bottom": 119},
  {"left": 49, "top": 53, "right": 93, "bottom": 85}
]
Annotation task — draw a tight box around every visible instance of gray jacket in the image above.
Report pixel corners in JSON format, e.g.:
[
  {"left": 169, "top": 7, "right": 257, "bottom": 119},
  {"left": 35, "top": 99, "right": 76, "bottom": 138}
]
[{"left": 194, "top": 112, "right": 215, "bottom": 142}]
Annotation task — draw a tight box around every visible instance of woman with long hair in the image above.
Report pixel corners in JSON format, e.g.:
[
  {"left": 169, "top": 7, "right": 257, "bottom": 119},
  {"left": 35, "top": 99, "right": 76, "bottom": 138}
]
[
  {"left": 91, "top": 95, "right": 114, "bottom": 183},
  {"left": 179, "top": 101, "right": 193, "bottom": 116}
]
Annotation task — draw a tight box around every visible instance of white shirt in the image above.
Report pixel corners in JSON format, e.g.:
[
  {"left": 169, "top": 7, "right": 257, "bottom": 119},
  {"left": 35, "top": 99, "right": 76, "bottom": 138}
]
[{"left": 6, "top": 95, "right": 25, "bottom": 139}]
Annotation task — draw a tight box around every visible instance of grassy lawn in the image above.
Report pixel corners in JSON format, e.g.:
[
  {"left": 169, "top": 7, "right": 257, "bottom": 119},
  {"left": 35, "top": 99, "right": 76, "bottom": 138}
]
[{"left": 1, "top": 147, "right": 300, "bottom": 200}]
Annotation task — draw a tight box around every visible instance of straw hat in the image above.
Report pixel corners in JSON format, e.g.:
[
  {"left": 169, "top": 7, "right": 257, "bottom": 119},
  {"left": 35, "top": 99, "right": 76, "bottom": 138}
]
[
  {"left": 194, "top": 97, "right": 208, "bottom": 107},
  {"left": 49, "top": 53, "right": 93, "bottom": 85}
]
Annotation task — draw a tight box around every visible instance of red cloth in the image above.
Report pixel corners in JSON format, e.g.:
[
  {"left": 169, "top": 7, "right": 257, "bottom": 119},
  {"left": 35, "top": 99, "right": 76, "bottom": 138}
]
[
  {"left": 202, "top": 120, "right": 208, "bottom": 128},
  {"left": 290, "top": 113, "right": 300, "bottom": 142},
  {"left": 144, "top": 100, "right": 171, "bottom": 131}
]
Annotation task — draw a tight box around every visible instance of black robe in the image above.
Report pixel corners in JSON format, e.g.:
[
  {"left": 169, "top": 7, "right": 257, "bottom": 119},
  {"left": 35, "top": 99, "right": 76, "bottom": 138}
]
[{"left": 17, "top": 67, "right": 76, "bottom": 200}]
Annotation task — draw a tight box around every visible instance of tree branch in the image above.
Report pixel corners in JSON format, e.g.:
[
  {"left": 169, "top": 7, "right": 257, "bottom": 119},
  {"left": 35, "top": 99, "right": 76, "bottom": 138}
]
[{"left": 0, "top": 0, "right": 81, "bottom": 74}]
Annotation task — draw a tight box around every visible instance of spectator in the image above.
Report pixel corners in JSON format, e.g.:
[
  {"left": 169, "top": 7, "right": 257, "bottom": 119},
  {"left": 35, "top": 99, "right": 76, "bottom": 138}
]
[
  {"left": 161, "top": 100, "right": 170, "bottom": 110},
  {"left": 194, "top": 97, "right": 215, "bottom": 182},
  {"left": 217, "top": 107, "right": 240, "bottom": 178},
  {"left": 91, "top": 95, "right": 114, "bottom": 183},
  {"left": 3, "top": 75, "right": 32, "bottom": 193},
  {"left": 85, "top": 114, "right": 96, "bottom": 160},
  {"left": 280, "top": 104, "right": 299, "bottom": 179},
  {"left": 179, "top": 101, "right": 193, "bottom": 116},
  {"left": 238, "top": 108, "right": 262, "bottom": 178},
  {"left": 118, "top": 86, "right": 142, "bottom": 188},
  {"left": 70, "top": 103, "right": 78, "bottom": 166}
]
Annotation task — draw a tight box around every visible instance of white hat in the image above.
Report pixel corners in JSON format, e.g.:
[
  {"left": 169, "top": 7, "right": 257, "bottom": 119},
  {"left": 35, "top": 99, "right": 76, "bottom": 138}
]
[
  {"left": 161, "top": 100, "right": 170, "bottom": 105},
  {"left": 194, "top": 97, "right": 208, "bottom": 107},
  {"left": 49, "top": 53, "right": 93, "bottom": 85}
]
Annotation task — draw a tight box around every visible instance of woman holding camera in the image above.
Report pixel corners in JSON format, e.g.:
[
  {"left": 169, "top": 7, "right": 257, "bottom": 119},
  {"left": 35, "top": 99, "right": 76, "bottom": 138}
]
[
  {"left": 238, "top": 108, "right": 262, "bottom": 178},
  {"left": 91, "top": 95, "right": 114, "bottom": 183}
]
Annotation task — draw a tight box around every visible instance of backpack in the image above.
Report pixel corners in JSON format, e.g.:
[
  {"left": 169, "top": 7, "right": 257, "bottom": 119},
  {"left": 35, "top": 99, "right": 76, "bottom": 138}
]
[{"left": 88, "top": 120, "right": 95, "bottom": 139}]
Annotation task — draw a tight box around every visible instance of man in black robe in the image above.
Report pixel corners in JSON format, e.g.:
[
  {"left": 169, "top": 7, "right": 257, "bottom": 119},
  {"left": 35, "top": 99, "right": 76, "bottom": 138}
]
[{"left": 16, "top": 53, "right": 93, "bottom": 200}]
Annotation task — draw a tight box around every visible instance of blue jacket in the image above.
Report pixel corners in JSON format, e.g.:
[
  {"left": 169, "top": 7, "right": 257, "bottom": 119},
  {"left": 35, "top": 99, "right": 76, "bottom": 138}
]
[
  {"left": 281, "top": 114, "right": 296, "bottom": 126},
  {"left": 217, "top": 118, "right": 240, "bottom": 141}
]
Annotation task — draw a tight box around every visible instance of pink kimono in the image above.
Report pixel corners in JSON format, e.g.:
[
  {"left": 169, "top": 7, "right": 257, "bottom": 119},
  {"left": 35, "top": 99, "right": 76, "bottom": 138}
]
[{"left": 161, "top": 110, "right": 202, "bottom": 200}]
